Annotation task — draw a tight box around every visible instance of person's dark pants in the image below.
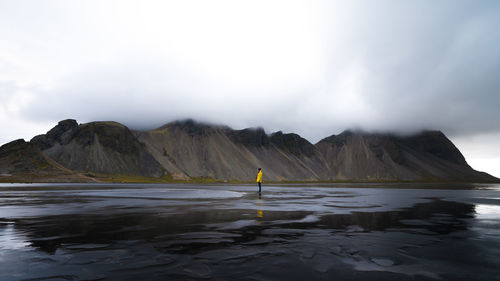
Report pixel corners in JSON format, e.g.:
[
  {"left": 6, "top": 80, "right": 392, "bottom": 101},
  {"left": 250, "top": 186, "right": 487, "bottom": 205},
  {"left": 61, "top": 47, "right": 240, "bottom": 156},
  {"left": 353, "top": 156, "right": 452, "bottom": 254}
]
[{"left": 258, "top": 182, "right": 261, "bottom": 193}]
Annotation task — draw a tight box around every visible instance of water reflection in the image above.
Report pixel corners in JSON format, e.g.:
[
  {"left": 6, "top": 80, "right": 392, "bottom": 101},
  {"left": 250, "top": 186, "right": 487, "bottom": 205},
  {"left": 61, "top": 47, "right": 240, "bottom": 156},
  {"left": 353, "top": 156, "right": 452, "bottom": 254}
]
[
  {"left": 257, "top": 197, "right": 263, "bottom": 218},
  {"left": 475, "top": 204, "right": 500, "bottom": 220},
  {"left": 9, "top": 199, "right": 475, "bottom": 254},
  {"left": 319, "top": 199, "right": 474, "bottom": 234},
  {"left": 1, "top": 185, "right": 500, "bottom": 281},
  {"left": 0, "top": 222, "right": 30, "bottom": 250}
]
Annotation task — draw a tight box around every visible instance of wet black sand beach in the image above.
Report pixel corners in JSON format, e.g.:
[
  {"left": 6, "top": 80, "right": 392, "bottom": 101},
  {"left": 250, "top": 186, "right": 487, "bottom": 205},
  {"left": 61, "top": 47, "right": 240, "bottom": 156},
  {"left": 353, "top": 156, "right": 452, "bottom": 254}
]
[{"left": 1, "top": 183, "right": 499, "bottom": 280}]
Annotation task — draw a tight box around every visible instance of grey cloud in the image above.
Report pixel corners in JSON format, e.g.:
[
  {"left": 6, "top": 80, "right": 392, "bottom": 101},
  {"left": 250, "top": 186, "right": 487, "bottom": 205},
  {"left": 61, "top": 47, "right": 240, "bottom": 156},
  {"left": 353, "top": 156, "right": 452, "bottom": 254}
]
[
  {"left": 12, "top": 0, "right": 500, "bottom": 144},
  {"left": 314, "top": 0, "right": 500, "bottom": 138},
  {"left": 0, "top": 80, "right": 18, "bottom": 104}
]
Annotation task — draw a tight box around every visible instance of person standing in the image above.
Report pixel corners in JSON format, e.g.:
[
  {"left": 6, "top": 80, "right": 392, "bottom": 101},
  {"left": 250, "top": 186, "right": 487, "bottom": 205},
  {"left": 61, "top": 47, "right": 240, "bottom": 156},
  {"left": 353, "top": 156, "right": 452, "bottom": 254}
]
[{"left": 256, "top": 168, "right": 263, "bottom": 193}]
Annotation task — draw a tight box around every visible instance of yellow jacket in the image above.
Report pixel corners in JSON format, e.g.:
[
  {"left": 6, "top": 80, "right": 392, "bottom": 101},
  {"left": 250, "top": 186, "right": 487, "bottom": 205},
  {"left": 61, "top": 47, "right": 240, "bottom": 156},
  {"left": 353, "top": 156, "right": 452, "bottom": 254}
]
[{"left": 256, "top": 170, "right": 263, "bottom": 183}]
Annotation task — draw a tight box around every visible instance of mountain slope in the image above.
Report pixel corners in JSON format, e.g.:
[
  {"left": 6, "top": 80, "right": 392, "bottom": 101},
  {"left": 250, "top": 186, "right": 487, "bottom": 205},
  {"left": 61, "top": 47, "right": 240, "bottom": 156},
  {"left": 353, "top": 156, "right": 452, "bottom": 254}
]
[
  {"left": 0, "top": 139, "right": 95, "bottom": 182},
  {"left": 2, "top": 118, "right": 496, "bottom": 183},
  {"left": 135, "top": 120, "right": 330, "bottom": 181},
  {"left": 31, "top": 119, "right": 164, "bottom": 177},
  {"left": 315, "top": 130, "right": 497, "bottom": 182},
  {"left": 0, "top": 139, "right": 67, "bottom": 175},
  {"left": 137, "top": 120, "right": 497, "bottom": 182}
]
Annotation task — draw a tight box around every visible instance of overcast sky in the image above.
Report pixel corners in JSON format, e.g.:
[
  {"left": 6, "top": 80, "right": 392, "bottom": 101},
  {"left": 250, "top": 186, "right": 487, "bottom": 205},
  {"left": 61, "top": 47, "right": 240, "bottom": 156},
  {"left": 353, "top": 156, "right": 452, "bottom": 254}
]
[{"left": 1, "top": 0, "right": 500, "bottom": 177}]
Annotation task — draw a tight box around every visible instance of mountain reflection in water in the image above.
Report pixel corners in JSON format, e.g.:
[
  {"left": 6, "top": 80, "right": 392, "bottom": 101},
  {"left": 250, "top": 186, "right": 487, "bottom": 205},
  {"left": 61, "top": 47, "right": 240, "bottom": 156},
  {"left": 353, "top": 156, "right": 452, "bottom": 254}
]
[{"left": 0, "top": 184, "right": 499, "bottom": 281}]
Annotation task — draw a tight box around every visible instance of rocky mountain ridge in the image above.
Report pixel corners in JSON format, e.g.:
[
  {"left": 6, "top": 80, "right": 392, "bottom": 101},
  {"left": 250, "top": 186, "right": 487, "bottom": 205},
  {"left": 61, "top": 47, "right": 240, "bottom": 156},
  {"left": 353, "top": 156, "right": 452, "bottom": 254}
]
[
  {"left": 0, "top": 138, "right": 94, "bottom": 182},
  {"left": 31, "top": 119, "right": 164, "bottom": 177},
  {"left": 0, "top": 118, "right": 497, "bottom": 183}
]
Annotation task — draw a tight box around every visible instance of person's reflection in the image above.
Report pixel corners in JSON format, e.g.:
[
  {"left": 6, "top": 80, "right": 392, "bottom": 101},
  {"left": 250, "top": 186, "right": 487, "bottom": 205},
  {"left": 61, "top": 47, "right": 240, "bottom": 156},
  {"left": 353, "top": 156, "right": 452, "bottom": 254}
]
[{"left": 257, "top": 196, "right": 263, "bottom": 218}]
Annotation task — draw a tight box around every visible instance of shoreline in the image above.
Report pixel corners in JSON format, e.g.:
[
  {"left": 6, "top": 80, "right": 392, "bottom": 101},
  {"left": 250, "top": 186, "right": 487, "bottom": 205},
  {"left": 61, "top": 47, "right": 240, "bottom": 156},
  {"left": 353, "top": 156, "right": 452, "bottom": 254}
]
[{"left": 1, "top": 175, "right": 499, "bottom": 188}]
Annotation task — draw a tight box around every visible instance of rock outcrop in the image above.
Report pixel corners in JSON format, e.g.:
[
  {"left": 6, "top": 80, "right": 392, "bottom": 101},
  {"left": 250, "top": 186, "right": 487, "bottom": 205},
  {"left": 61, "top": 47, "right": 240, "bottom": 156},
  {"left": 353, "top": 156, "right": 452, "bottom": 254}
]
[
  {"left": 0, "top": 139, "right": 96, "bottom": 182},
  {"left": 31, "top": 120, "right": 164, "bottom": 177},
  {"left": 0, "top": 139, "right": 67, "bottom": 175}
]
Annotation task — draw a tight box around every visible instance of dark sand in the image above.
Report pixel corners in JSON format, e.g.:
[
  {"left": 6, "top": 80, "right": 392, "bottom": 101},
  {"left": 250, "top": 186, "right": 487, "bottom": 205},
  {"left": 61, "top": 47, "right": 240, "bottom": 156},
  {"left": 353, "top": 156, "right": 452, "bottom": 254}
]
[{"left": 1, "top": 183, "right": 499, "bottom": 280}]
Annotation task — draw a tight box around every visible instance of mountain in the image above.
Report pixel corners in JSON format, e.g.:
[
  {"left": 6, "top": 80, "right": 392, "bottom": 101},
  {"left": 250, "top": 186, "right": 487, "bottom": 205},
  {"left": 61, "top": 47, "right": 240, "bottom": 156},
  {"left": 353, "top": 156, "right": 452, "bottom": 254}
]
[
  {"left": 136, "top": 119, "right": 496, "bottom": 182},
  {"left": 0, "top": 139, "right": 93, "bottom": 182},
  {"left": 0, "top": 139, "right": 66, "bottom": 175},
  {"left": 135, "top": 119, "right": 329, "bottom": 181},
  {"left": 31, "top": 119, "right": 164, "bottom": 177},
  {"left": 1, "top": 118, "right": 497, "bottom": 183},
  {"left": 315, "top": 130, "right": 497, "bottom": 182}
]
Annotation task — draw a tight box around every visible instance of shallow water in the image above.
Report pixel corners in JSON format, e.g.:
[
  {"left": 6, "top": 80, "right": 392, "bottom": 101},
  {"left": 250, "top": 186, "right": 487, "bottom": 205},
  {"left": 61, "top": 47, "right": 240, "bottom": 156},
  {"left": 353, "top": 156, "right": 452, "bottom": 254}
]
[{"left": 0, "top": 183, "right": 499, "bottom": 281}]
